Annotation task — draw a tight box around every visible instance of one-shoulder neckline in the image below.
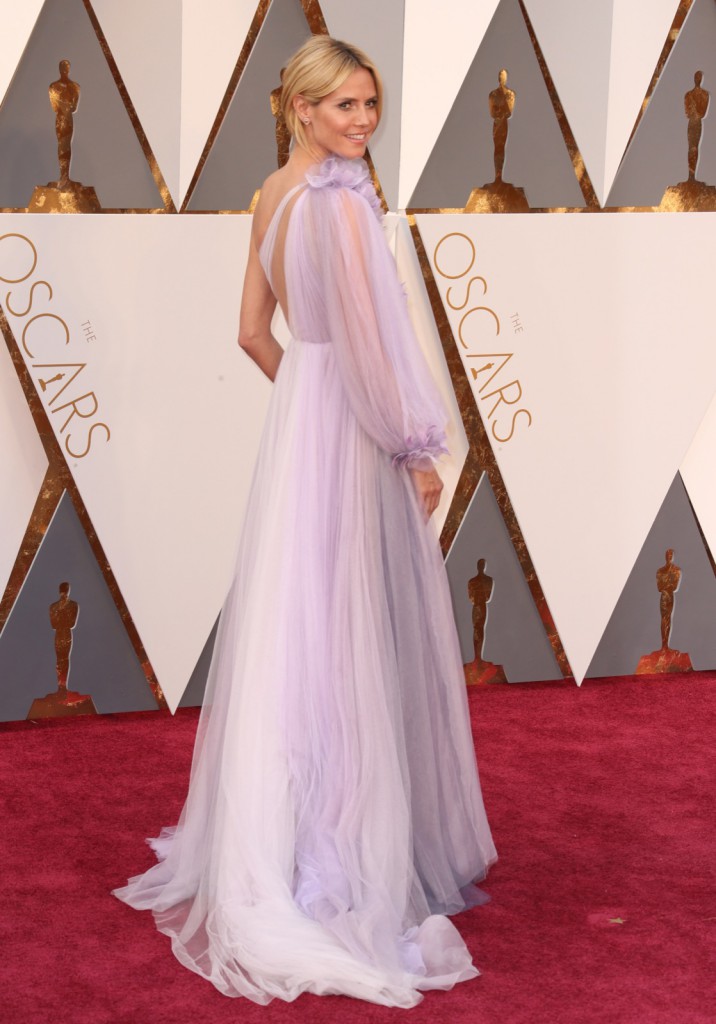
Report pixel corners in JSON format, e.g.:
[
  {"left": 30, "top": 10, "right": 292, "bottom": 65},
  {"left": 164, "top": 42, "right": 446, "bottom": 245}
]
[
  {"left": 259, "top": 156, "right": 373, "bottom": 240},
  {"left": 258, "top": 156, "right": 379, "bottom": 275},
  {"left": 257, "top": 180, "right": 306, "bottom": 264}
]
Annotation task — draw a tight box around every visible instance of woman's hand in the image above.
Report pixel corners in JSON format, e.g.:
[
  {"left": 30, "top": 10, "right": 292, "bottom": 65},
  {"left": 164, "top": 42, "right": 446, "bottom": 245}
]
[{"left": 409, "top": 466, "right": 443, "bottom": 520}]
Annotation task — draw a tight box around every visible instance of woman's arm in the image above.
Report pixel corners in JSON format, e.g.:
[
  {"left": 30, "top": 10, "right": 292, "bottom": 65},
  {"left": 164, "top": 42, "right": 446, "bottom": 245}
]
[
  {"left": 301, "top": 185, "right": 449, "bottom": 519},
  {"left": 238, "top": 235, "right": 283, "bottom": 382}
]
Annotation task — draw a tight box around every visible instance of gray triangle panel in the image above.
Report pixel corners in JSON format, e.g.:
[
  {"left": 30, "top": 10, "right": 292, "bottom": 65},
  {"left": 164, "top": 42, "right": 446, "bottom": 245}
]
[
  {"left": 319, "top": 0, "right": 404, "bottom": 210},
  {"left": 607, "top": 0, "right": 716, "bottom": 207},
  {"left": 0, "top": 492, "right": 157, "bottom": 721},
  {"left": 445, "top": 473, "right": 561, "bottom": 682},
  {"left": 178, "top": 616, "right": 218, "bottom": 708},
  {"left": 187, "top": 0, "right": 312, "bottom": 211},
  {"left": 0, "top": 0, "right": 162, "bottom": 209},
  {"left": 409, "top": 0, "right": 585, "bottom": 210},
  {"left": 586, "top": 473, "right": 716, "bottom": 678}
]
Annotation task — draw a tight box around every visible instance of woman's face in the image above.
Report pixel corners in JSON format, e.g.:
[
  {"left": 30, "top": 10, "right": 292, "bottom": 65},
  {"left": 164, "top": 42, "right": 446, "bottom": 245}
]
[{"left": 302, "top": 67, "right": 379, "bottom": 160}]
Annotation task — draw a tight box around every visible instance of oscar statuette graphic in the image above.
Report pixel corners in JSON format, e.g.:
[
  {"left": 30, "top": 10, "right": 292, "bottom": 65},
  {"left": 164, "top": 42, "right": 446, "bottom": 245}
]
[
  {"left": 27, "top": 60, "right": 101, "bottom": 213},
  {"left": 636, "top": 550, "right": 694, "bottom": 674},
  {"left": 248, "top": 73, "right": 291, "bottom": 212},
  {"left": 271, "top": 69, "right": 290, "bottom": 169},
  {"left": 26, "top": 582, "right": 98, "bottom": 718},
  {"left": 463, "top": 559, "right": 507, "bottom": 685},
  {"left": 465, "top": 69, "right": 529, "bottom": 213},
  {"left": 659, "top": 71, "right": 716, "bottom": 212}
]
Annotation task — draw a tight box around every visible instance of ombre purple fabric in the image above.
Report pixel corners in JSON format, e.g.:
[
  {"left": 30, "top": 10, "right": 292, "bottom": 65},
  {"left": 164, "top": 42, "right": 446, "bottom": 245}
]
[{"left": 114, "top": 156, "right": 496, "bottom": 1007}]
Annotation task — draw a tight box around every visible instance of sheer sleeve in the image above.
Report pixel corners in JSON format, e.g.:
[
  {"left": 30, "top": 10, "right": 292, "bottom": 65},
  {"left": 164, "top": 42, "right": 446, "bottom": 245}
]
[{"left": 294, "top": 164, "right": 449, "bottom": 470}]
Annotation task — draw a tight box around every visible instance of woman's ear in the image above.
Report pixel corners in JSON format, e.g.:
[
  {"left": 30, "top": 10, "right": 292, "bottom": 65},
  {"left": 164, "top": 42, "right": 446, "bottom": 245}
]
[{"left": 293, "top": 95, "right": 311, "bottom": 122}]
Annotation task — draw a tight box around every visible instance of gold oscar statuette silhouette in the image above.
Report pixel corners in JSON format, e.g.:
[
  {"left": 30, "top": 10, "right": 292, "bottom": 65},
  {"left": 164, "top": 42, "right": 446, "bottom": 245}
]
[
  {"left": 659, "top": 71, "right": 716, "bottom": 211},
  {"left": 26, "top": 582, "right": 98, "bottom": 719},
  {"left": 465, "top": 69, "right": 529, "bottom": 213},
  {"left": 27, "top": 59, "right": 101, "bottom": 213},
  {"left": 636, "top": 550, "right": 693, "bottom": 675},
  {"left": 248, "top": 72, "right": 291, "bottom": 213},
  {"left": 463, "top": 558, "right": 507, "bottom": 686},
  {"left": 271, "top": 68, "right": 291, "bottom": 169}
]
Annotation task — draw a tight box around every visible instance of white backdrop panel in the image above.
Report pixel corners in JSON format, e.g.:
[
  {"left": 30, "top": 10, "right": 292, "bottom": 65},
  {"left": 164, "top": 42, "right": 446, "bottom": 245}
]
[
  {"left": 400, "top": 0, "right": 500, "bottom": 209},
  {"left": 0, "top": 214, "right": 270, "bottom": 711},
  {"left": 418, "top": 212, "right": 716, "bottom": 683},
  {"left": 180, "top": 0, "right": 257, "bottom": 206},
  {"left": 0, "top": 325, "right": 47, "bottom": 600},
  {"left": 92, "top": 0, "right": 182, "bottom": 206},
  {"left": 0, "top": 1, "right": 45, "bottom": 108},
  {"left": 388, "top": 213, "right": 468, "bottom": 534},
  {"left": 681, "top": 394, "right": 716, "bottom": 570}
]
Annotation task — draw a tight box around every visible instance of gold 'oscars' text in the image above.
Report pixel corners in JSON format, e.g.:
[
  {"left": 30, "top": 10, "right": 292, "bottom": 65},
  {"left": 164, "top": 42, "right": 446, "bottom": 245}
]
[
  {"left": 432, "top": 231, "right": 532, "bottom": 444},
  {"left": 0, "top": 233, "right": 110, "bottom": 459}
]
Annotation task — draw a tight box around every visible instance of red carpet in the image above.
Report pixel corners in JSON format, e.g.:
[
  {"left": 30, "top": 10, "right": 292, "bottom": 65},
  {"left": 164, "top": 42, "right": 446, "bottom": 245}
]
[{"left": 1, "top": 673, "right": 714, "bottom": 1024}]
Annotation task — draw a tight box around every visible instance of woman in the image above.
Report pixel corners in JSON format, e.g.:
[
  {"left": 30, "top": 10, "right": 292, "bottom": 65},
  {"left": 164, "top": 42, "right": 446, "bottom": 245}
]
[{"left": 114, "top": 36, "right": 496, "bottom": 1007}]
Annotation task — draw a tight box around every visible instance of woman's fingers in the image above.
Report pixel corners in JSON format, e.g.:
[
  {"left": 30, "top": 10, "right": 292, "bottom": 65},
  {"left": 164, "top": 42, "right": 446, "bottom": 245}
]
[{"left": 409, "top": 467, "right": 443, "bottom": 519}]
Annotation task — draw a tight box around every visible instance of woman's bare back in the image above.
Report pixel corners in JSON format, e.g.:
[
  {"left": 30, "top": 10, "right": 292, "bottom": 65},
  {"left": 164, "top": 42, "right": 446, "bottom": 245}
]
[{"left": 254, "top": 167, "right": 308, "bottom": 321}]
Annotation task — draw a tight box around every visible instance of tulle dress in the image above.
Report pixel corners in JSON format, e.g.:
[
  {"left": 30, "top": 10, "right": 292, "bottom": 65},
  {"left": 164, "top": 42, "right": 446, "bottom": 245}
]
[{"left": 113, "top": 155, "right": 496, "bottom": 1008}]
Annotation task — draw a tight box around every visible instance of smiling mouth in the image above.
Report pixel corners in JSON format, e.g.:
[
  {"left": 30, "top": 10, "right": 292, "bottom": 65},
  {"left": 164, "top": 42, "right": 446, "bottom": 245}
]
[{"left": 346, "top": 134, "right": 367, "bottom": 141}]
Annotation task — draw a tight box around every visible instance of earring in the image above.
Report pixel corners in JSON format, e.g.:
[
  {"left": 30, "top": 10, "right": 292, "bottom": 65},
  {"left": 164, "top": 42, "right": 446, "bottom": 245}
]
[{"left": 303, "top": 118, "right": 310, "bottom": 125}]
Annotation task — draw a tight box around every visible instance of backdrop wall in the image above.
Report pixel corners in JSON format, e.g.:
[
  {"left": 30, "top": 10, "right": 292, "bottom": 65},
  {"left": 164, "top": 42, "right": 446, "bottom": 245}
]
[{"left": 1, "top": 0, "right": 715, "bottom": 719}]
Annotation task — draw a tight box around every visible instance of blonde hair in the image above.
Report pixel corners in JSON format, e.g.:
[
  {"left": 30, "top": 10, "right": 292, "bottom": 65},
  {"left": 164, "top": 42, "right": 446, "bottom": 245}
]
[{"left": 281, "top": 36, "right": 383, "bottom": 153}]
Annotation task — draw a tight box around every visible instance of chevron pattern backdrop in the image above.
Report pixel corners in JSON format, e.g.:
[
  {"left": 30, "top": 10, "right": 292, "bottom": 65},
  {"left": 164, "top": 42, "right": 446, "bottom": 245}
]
[{"left": 1, "top": 0, "right": 716, "bottom": 719}]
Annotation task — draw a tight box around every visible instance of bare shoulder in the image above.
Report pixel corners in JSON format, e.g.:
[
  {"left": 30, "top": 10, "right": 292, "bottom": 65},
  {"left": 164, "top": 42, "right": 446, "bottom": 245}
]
[{"left": 253, "top": 167, "right": 304, "bottom": 238}]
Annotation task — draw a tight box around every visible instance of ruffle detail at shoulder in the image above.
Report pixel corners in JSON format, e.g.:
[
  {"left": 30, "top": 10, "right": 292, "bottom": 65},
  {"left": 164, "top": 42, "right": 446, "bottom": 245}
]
[{"left": 306, "top": 156, "right": 383, "bottom": 221}]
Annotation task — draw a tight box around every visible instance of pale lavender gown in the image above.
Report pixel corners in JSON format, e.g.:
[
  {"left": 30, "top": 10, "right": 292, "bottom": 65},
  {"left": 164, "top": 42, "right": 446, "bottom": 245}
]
[{"left": 114, "top": 156, "right": 496, "bottom": 1007}]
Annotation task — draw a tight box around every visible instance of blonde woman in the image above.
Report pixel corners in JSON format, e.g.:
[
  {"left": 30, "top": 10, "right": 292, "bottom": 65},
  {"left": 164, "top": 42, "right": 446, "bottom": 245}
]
[{"left": 115, "top": 36, "right": 496, "bottom": 1007}]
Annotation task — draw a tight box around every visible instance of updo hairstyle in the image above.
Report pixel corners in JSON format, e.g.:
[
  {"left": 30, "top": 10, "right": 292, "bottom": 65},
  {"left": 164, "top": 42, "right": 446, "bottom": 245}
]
[{"left": 281, "top": 36, "right": 383, "bottom": 153}]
